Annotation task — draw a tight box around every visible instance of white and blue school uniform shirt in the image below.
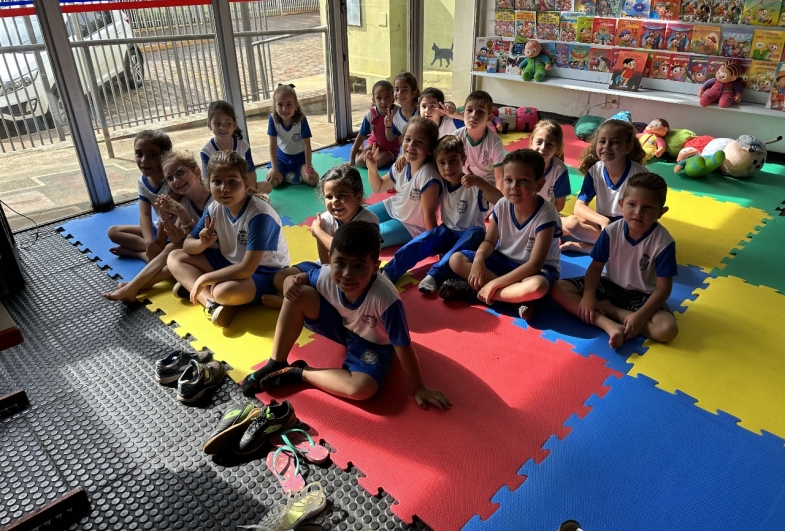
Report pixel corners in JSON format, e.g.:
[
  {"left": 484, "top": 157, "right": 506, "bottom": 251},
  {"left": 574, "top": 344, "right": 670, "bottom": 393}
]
[
  {"left": 307, "top": 265, "right": 411, "bottom": 348},
  {"left": 137, "top": 175, "right": 170, "bottom": 222},
  {"left": 454, "top": 127, "right": 505, "bottom": 184},
  {"left": 319, "top": 207, "right": 380, "bottom": 236},
  {"left": 441, "top": 180, "right": 491, "bottom": 231},
  {"left": 267, "top": 115, "right": 312, "bottom": 183},
  {"left": 384, "top": 162, "right": 443, "bottom": 237},
  {"left": 179, "top": 195, "right": 213, "bottom": 224},
  {"left": 577, "top": 160, "right": 647, "bottom": 220},
  {"left": 492, "top": 196, "right": 562, "bottom": 273},
  {"left": 191, "top": 195, "right": 289, "bottom": 269},
  {"left": 437, "top": 115, "right": 465, "bottom": 138},
  {"left": 591, "top": 220, "right": 677, "bottom": 294},
  {"left": 200, "top": 137, "right": 255, "bottom": 178},
  {"left": 539, "top": 158, "right": 572, "bottom": 205},
  {"left": 390, "top": 107, "right": 419, "bottom": 137}
]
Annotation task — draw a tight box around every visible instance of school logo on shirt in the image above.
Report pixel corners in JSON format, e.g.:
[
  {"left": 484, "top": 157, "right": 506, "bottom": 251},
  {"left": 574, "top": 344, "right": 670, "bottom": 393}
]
[
  {"left": 237, "top": 229, "right": 248, "bottom": 245},
  {"left": 482, "top": 149, "right": 490, "bottom": 169},
  {"left": 547, "top": 185, "right": 555, "bottom": 199},
  {"left": 292, "top": 133, "right": 301, "bottom": 142},
  {"left": 360, "top": 350, "right": 379, "bottom": 365},
  {"left": 525, "top": 237, "right": 536, "bottom": 252},
  {"left": 457, "top": 200, "right": 468, "bottom": 214},
  {"left": 409, "top": 189, "right": 421, "bottom": 201},
  {"left": 361, "top": 315, "right": 378, "bottom": 328},
  {"left": 639, "top": 253, "right": 650, "bottom": 271}
]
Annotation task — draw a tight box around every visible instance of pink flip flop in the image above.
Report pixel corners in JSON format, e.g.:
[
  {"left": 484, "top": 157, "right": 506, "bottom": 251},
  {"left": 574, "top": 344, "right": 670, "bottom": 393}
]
[
  {"left": 267, "top": 446, "right": 305, "bottom": 494},
  {"left": 271, "top": 428, "right": 331, "bottom": 464}
]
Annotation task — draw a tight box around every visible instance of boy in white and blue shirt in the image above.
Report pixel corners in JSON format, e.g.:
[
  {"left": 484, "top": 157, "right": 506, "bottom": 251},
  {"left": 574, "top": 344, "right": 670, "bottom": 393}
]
[
  {"left": 241, "top": 221, "right": 451, "bottom": 411},
  {"left": 381, "top": 136, "right": 502, "bottom": 294},
  {"left": 552, "top": 172, "right": 679, "bottom": 350}
]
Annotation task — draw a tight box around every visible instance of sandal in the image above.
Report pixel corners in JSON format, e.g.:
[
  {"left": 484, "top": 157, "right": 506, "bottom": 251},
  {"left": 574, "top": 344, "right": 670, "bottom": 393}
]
[
  {"left": 270, "top": 428, "right": 330, "bottom": 464},
  {"left": 267, "top": 446, "right": 305, "bottom": 494},
  {"left": 241, "top": 482, "right": 327, "bottom": 531}
]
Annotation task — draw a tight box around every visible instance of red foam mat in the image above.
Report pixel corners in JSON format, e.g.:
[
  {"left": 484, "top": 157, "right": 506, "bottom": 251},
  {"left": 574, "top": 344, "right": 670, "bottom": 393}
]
[
  {"left": 503, "top": 124, "right": 586, "bottom": 168},
  {"left": 259, "top": 286, "right": 620, "bottom": 530}
]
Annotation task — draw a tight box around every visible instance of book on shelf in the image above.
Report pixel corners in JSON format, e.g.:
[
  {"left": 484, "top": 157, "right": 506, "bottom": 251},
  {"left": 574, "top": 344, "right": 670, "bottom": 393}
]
[
  {"left": 765, "top": 62, "right": 785, "bottom": 110},
  {"left": 665, "top": 22, "right": 693, "bottom": 52},
  {"left": 650, "top": 50, "right": 674, "bottom": 78},
  {"left": 596, "top": 0, "right": 622, "bottom": 16},
  {"left": 740, "top": 0, "right": 782, "bottom": 25},
  {"left": 555, "top": 42, "right": 572, "bottom": 66},
  {"left": 746, "top": 59, "right": 778, "bottom": 90},
  {"left": 710, "top": 0, "right": 744, "bottom": 22},
  {"left": 686, "top": 54, "right": 710, "bottom": 82},
  {"left": 555, "top": 0, "right": 575, "bottom": 11},
  {"left": 514, "top": 10, "right": 537, "bottom": 42},
  {"left": 721, "top": 27, "right": 754, "bottom": 59},
  {"left": 641, "top": 21, "right": 667, "bottom": 49},
  {"left": 576, "top": 15, "right": 595, "bottom": 42},
  {"left": 574, "top": 0, "right": 597, "bottom": 14},
  {"left": 592, "top": 16, "right": 618, "bottom": 44},
  {"left": 589, "top": 46, "right": 614, "bottom": 71},
  {"left": 650, "top": 0, "right": 681, "bottom": 19},
  {"left": 497, "top": 0, "right": 516, "bottom": 8},
  {"left": 680, "top": 0, "right": 712, "bottom": 21},
  {"left": 616, "top": 18, "right": 643, "bottom": 47},
  {"left": 515, "top": 0, "right": 537, "bottom": 9},
  {"left": 473, "top": 37, "right": 495, "bottom": 71},
  {"left": 537, "top": 11, "right": 561, "bottom": 40},
  {"left": 569, "top": 43, "right": 591, "bottom": 68},
  {"left": 495, "top": 10, "right": 516, "bottom": 37},
  {"left": 669, "top": 52, "right": 691, "bottom": 80},
  {"left": 750, "top": 29, "right": 785, "bottom": 61},
  {"left": 689, "top": 24, "right": 721, "bottom": 54},
  {"left": 560, "top": 12, "right": 580, "bottom": 41},
  {"left": 537, "top": 0, "right": 558, "bottom": 11},
  {"left": 621, "top": 0, "right": 651, "bottom": 18},
  {"left": 610, "top": 49, "right": 649, "bottom": 89}
]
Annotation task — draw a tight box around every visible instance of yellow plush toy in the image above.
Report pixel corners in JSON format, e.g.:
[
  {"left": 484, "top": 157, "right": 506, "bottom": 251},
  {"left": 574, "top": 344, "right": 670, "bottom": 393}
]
[{"left": 637, "top": 118, "right": 670, "bottom": 162}]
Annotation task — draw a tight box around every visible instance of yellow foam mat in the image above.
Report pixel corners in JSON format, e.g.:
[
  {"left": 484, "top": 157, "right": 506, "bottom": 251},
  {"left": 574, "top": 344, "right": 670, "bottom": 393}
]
[
  {"left": 629, "top": 275, "right": 785, "bottom": 439},
  {"left": 564, "top": 190, "right": 770, "bottom": 271},
  {"left": 141, "top": 225, "right": 317, "bottom": 382},
  {"left": 499, "top": 131, "right": 531, "bottom": 144}
]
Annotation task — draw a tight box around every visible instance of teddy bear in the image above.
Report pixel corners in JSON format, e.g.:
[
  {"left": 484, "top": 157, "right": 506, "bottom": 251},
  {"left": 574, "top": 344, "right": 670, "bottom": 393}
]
[
  {"left": 520, "top": 40, "right": 552, "bottom": 82},
  {"left": 673, "top": 135, "right": 782, "bottom": 178},
  {"left": 636, "top": 118, "right": 670, "bottom": 162}
]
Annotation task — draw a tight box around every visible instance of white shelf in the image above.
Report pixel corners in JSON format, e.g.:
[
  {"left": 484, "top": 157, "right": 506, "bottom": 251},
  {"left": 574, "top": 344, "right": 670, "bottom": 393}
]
[{"left": 471, "top": 71, "right": 782, "bottom": 117}]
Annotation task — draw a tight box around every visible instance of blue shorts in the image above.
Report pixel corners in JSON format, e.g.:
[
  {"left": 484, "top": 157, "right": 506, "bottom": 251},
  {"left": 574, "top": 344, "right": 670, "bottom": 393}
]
[
  {"left": 459, "top": 250, "right": 560, "bottom": 287},
  {"left": 567, "top": 276, "right": 672, "bottom": 313},
  {"left": 203, "top": 247, "right": 280, "bottom": 299},
  {"left": 268, "top": 150, "right": 306, "bottom": 184},
  {"left": 304, "top": 294, "right": 394, "bottom": 387},
  {"left": 294, "top": 261, "right": 321, "bottom": 274}
]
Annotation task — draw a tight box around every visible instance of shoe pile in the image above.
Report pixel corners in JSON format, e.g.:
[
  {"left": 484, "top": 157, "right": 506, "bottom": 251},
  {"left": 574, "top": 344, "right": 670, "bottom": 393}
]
[{"left": 155, "top": 350, "right": 227, "bottom": 404}]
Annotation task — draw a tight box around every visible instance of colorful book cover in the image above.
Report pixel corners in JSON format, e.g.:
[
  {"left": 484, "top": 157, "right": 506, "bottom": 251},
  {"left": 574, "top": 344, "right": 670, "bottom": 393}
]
[
  {"left": 706, "top": 56, "right": 727, "bottom": 78},
  {"left": 555, "top": 0, "right": 574, "bottom": 11},
  {"left": 765, "top": 62, "right": 785, "bottom": 109},
  {"left": 516, "top": 0, "right": 537, "bottom": 9},
  {"left": 537, "top": 0, "right": 558, "bottom": 11},
  {"left": 642, "top": 50, "right": 656, "bottom": 75},
  {"left": 589, "top": 46, "right": 614, "bottom": 70},
  {"left": 741, "top": 0, "right": 782, "bottom": 25},
  {"left": 515, "top": 11, "right": 538, "bottom": 41},
  {"left": 709, "top": 0, "right": 739, "bottom": 21},
  {"left": 537, "top": 11, "right": 561, "bottom": 40},
  {"left": 650, "top": 0, "right": 681, "bottom": 18},
  {"left": 690, "top": 25, "right": 721, "bottom": 54},
  {"left": 569, "top": 43, "right": 591, "bottom": 68},
  {"left": 486, "top": 57, "right": 499, "bottom": 73},
  {"left": 616, "top": 18, "right": 643, "bottom": 46},
  {"left": 495, "top": 10, "right": 516, "bottom": 37},
  {"left": 491, "top": 38, "right": 514, "bottom": 70},
  {"left": 574, "top": 0, "right": 597, "bottom": 14},
  {"left": 650, "top": 51, "right": 673, "bottom": 78},
  {"left": 498, "top": 0, "right": 516, "bottom": 9},
  {"left": 686, "top": 54, "right": 709, "bottom": 82},
  {"left": 610, "top": 49, "right": 648, "bottom": 89},
  {"left": 666, "top": 22, "right": 693, "bottom": 52},
  {"left": 680, "top": 0, "right": 712, "bottom": 20},
  {"left": 555, "top": 42, "right": 572, "bottom": 65},
  {"left": 592, "top": 17, "right": 617, "bottom": 44},
  {"left": 721, "top": 27, "right": 754, "bottom": 58},
  {"left": 473, "top": 37, "right": 495, "bottom": 71},
  {"left": 751, "top": 29, "right": 785, "bottom": 61},
  {"left": 611, "top": 47, "right": 621, "bottom": 69},
  {"left": 668, "top": 52, "right": 691, "bottom": 80},
  {"left": 641, "top": 21, "right": 667, "bottom": 49},
  {"left": 746, "top": 59, "right": 778, "bottom": 90},
  {"left": 621, "top": 0, "right": 652, "bottom": 18},
  {"left": 596, "top": 0, "right": 622, "bottom": 16},
  {"left": 540, "top": 41, "right": 558, "bottom": 64},
  {"left": 507, "top": 41, "right": 527, "bottom": 73},
  {"left": 560, "top": 12, "right": 579, "bottom": 41},
  {"left": 576, "top": 15, "right": 595, "bottom": 42}
]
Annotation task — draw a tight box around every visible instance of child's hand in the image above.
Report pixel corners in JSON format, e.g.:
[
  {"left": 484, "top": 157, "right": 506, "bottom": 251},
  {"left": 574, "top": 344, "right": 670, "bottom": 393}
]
[
  {"left": 283, "top": 274, "right": 303, "bottom": 301},
  {"left": 623, "top": 311, "right": 647, "bottom": 340},
  {"left": 384, "top": 108, "right": 394, "bottom": 129},
  {"left": 598, "top": 215, "right": 611, "bottom": 230},
  {"left": 199, "top": 215, "right": 218, "bottom": 247},
  {"left": 309, "top": 213, "right": 322, "bottom": 237},
  {"left": 190, "top": 274, "right": 213, "bottom": 305},
  {"left": 156, "top": 195, "right": 182, "bottom": 216},
  {"left": 364, "top": 144, "right": 380, "bottom": 169},
  {"left": 414, "top": 385, "right": 452, "bottom": 411},
  {"left": 477, "top": 279, "right": 501, "bottom": 305},
  {"left": 468, "top": 262, "right": 487, "bottom": 291},
  {"left": 461, "top": 174, "right": 483, "bottom": 188},
  {"left": 393, "top": 154, "right": 408, "bottom": 173},
  {"left": 578, "top": 295, "right": 601, "bottom": 324},
  {"left": 438, "top": 101, "right": 457, "bottom": 117},
  {"left": 266, "top": 169, "right": 283, "bottom": 188}
]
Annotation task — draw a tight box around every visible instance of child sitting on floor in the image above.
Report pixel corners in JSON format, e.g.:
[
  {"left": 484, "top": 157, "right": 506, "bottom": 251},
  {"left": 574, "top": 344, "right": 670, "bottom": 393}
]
[
  {"left": 265, "top": 84, "right": 319, "bottom": 188},
  {"left": 381, "top": 135, "right": 502, "bottom": 294},
  {"left": 418, "top": 87, "right": 465, "bottom": 139},
  {"left": 241, "top": 221, "right": 451, "bottom": 411},
  {"left": 261, "top": 163, "right": 379, "bottom": 309},
  {"left": 454, "top": 90, "right": 505, "bottom": 189},
  {"left": 350, "top": 80, "right": 400, "bottom": 169},
  {"left": 167, "top": 150, "right": 290, "bottom": 328},
  {"left": 440, "top": 149, "right": 563, "bottom": 321},
  {"left": 385, "top": 72, "right": 420, "bottom": 144},
  {"left": 529, "top": 119, "right": 571, "bottom": 212},
  {"left": 551, "top": 172, "right": 679, "bottom": 350}
]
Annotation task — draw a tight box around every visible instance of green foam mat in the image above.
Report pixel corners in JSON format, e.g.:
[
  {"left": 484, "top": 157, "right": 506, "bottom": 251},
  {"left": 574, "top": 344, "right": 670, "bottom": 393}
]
[
  {"left": 647, "top": 160, "right": 785, "bottom": 215},
  {"left": 715, "top": 214, "right": 785, "bottom": 293}
]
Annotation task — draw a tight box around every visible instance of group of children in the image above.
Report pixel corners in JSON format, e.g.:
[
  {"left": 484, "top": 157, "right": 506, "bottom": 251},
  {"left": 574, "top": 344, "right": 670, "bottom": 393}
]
[{"left": 103, "top": 73, "right": 679, "bottom": 412}]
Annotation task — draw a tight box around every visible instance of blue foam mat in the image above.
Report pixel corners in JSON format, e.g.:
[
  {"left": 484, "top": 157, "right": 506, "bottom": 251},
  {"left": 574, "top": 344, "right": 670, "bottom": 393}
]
[
  {"left": 57, "top": 204, "right": 146, "bottom": 281},
  {"left": 463, "top": 374, "right": 785, "bottom": 531}
]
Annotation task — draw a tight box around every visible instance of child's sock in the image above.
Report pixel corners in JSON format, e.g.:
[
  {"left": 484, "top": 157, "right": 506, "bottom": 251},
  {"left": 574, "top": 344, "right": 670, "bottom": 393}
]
[
  {"left": 260, "top": 360, "right": 308, "bottom": 391},
  {"left": 241, "top": 358, "right": 289, "bottom": 396},
  {"left": 418, "top": 275, "right": 438, "bottom": 294}
]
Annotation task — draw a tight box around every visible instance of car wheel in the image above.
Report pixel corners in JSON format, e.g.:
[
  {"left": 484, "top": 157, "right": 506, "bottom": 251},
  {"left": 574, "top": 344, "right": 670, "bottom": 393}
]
[{"left": 123, "top": 46, "right": 144, "bottom": 89}]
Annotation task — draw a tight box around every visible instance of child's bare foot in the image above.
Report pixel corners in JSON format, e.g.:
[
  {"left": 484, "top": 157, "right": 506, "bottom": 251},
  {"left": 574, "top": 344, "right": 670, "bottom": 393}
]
[
  {"left": 261, "top": 294, "right": 284, "bottom": 309},
  {"left": 559, "top": 241, "right": 594, "bottom": 254},
  {"left": 607, "top": 323, "right": 626, "bottom": 350},
  {"left": 102, "top": 284, "right": 139, "bottom": 303},
  {"left": 109, "top": 246, "right": 145, "bottom": 260}
]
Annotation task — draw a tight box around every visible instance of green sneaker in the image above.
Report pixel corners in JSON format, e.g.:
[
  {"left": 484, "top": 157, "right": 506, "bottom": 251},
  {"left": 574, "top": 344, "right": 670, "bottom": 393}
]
[{"left": 202, "top": 402, "right": 261, "bottom": 455}]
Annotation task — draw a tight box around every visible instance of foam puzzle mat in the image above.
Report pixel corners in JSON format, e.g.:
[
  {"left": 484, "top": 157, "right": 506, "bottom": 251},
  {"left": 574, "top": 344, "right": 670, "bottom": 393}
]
[{"left": 56, "top": 128, "right": 785, "bottom": 530}]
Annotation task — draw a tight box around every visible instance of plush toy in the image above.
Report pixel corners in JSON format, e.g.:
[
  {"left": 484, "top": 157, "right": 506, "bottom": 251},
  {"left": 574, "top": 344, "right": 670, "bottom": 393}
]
[
  {"left": 697, "top": 61, "right": 744, "bottom": 108},
  {"left": 520, "top": 40, "right": 552, "bottom": 82},
  {"left": 636, "top": 118, "right": 670, "bottom": 161},
  {"left": 674, "top": 134, "right": 782, "bottom": 178}
]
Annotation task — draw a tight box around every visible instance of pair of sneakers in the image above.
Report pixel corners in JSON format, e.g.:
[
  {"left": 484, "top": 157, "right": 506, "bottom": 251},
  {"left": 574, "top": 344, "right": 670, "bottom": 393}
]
[
  {"left": 172, "top": 282, "right": 237, "bottom": 328},
  {"left": 155, "top": 350, "right": 227, "bottom": 404},
  {"left": 241, "top": 359, "right": 309, "bottom": 397},
  {"left": 438, "top": 279, "right": 539, "bottom": 321},
  {"left": 202, "top": 400, "right": 298, "bottom": 456}
]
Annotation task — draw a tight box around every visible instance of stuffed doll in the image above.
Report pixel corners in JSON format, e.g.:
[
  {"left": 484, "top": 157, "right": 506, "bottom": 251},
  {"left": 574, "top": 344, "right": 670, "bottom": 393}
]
[
  {"left": 674, "top": 135, "right": 782, "bottom": 178},
  {"left": 520, "top": 40, "right": 552, "bottom": 82},
  {"left": 637, "top": 118, "right": 670, "bottom": 161},
  {"left": 697, "top": 61, "right": 744, "bottom": 108}
]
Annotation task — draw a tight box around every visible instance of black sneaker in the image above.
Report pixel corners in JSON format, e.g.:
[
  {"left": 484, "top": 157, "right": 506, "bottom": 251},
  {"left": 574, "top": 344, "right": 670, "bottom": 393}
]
[
  {"left": 155, "top": 350, "right": 212, "bottom": 385},
  {"left": 259, "top": 361, "right": 307, "bottom": 392},
  {"left": 236, "top": 400, "right": 298, "bottom": 456},
  {"left": 518, "top": 301, "right": 538, "bottom": 322},
  {"left": 177, "top": 360, "right": 227, "bottom": 404},
  {"left": 204, "top": 299, "right": 237, "bottom": 328},
  {"left": 202, "top": 402, "right": 261, "bottom": 455},
  {"left": 241, "top": 359, "right": 289, "bottom": 397},
  {"left": 438, "top": 279, "right": 478, "bottom": 302},
  {"left": 172, "top": 282, "right": 189, "bottom": 300}
]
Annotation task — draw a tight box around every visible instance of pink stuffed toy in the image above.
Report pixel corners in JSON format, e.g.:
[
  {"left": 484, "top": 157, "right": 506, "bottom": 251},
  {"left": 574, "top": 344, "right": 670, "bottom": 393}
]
[{"left": 698, "top": 61, "right": 744, "bottom": 108}]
